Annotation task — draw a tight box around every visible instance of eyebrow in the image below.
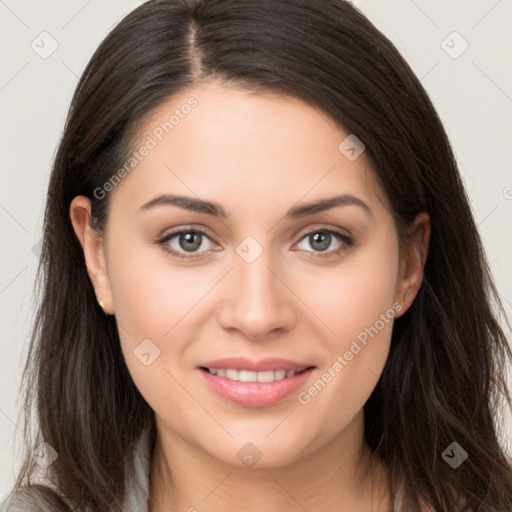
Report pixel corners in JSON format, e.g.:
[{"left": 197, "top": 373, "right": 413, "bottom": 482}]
[{"left": 137, "top": 193, "right": 372, "bottom": 219}]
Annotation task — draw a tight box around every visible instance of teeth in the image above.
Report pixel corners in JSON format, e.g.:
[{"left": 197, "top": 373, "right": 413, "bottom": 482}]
[
  {"left": 274, "top": 369, "right": 286, "bottom": 380},
  {"left": 225, "top": 369, "right": 239, "bottom": 380},
  {"left": 239, "top": 370, "right": 258, "bottom": 382},
  {"left": 255, "top": 370, "right": 274, "bottom": 382},
  {"left": 207, "top": 368, "right": 299, "bottom": 382}
]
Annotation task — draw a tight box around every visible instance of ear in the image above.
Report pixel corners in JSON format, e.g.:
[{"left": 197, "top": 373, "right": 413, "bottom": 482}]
[
  {"left": 394, "top": 212, "right": 430, "bottom": 317},
  {"left": 69, "top": 196, "right": 114, "bottom": 315}
]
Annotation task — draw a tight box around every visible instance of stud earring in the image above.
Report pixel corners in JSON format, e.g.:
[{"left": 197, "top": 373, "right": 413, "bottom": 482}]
[{"left": 98, "top": 300, "right": 112, "bottom": 316}]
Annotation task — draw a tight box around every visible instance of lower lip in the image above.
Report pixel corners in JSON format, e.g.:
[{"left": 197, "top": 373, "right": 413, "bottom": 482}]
[{"left": 197, "top": 367, "right": 315, "bottom": 407}]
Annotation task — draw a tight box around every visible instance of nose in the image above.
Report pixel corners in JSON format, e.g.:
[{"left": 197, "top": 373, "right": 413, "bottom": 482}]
[{"left": 217, "top": 247, "right": 297, "bottom": 340}]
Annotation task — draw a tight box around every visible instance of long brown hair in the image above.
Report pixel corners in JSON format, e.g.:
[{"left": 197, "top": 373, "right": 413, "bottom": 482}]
[{"left": 4, "top": 0, "right": 512, "bottom": 510}]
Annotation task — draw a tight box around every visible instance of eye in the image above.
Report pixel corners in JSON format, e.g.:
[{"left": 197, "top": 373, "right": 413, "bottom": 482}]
[
  {"left": 294, "top": 228, "right": 353, "bottom": 258},
  {"left": 157, "top": 228, "right": 217, "bottom": 260},
  {"left": 157, "top": 226, "right": 353, "bottom": 261}
]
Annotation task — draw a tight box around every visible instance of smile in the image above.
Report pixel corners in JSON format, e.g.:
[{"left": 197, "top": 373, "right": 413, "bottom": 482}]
[{"left": 198, "top": 366, "right": 316, "bottom": 407}]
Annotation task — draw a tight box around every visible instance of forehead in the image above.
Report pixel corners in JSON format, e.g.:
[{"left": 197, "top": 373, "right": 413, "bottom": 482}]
[{"left": 108, "top": 82, "right": 388, "bottom": 219}]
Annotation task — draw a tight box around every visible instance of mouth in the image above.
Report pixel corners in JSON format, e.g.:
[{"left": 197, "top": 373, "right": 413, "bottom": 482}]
[{"left": 196, "top": 358, "right": 317, "bottom": 407}]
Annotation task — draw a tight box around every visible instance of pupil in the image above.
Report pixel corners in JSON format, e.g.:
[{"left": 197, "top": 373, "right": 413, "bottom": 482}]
[
  {"left": 180, "top": 232, "right": 202, "bottom": 252},
  {"left": 310, "top": 232, "right": 330, "bottom": 251}
]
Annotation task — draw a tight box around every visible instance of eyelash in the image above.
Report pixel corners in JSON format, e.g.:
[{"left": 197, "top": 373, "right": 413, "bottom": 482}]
[{"left": 156, "top": 227, "right": 353, "bottom": 261}]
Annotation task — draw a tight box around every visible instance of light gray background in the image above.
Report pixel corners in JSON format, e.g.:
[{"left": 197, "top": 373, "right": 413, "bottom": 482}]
[{"left": 1, "top": 0, "right": 511, "bottom": 500}]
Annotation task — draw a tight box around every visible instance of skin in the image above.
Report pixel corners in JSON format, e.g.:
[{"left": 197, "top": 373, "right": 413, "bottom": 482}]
[{"left": 70, "top": 82, "right": 430, "bottom": 512}]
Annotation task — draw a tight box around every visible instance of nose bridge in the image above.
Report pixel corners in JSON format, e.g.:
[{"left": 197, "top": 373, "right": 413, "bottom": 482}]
[
  {"left": 235, "top": 241, "right": 284, "bottom": 313},
  {"left": 238, "top": 250, "right": 277, "bottom": 302},
  {"left": 218, "top": 235, "right": 296, "bottom": 337}
]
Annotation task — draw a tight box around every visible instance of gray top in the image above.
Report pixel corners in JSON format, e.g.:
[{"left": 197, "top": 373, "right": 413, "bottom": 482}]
[{"left": 122, "top": 426, "right": 152, "bottom": 511}]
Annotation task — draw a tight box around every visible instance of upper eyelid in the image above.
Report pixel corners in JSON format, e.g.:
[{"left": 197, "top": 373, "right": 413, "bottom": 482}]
[
  {"left": 160, "top": 226, "right": 216, "bottom": 245},
  {"left": 294, "top": 228, "right": 352, "bottom": 250}
]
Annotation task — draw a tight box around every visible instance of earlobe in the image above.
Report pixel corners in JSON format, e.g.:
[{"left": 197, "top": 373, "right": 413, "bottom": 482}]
[
  {"left": 394, "top": 212, "right": 430, "bottom": 316},
  {"left": 69, "top": 196, "right": 114, "bottom": 315}
]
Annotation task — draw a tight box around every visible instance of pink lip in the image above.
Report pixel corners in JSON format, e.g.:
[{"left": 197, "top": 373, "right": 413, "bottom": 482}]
[
  {"left": 199, "top": 357, "right": 313, "bottom": 372},
  {"left": 197, "top": 365, "right": 316, "bottom": 408}
]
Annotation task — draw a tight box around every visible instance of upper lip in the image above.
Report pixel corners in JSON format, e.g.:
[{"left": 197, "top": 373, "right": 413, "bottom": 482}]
[{"left": 199, "top": 357, "right": 315, "bottom": 372}]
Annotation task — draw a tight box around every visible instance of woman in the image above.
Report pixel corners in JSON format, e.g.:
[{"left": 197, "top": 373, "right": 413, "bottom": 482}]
[{"left": 2, "top": 0, "right": 511, "bottom": 510}]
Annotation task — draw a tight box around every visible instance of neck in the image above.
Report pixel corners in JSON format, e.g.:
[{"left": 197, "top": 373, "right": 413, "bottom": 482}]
[{"left": 148, "top": 411, "right": 392, "bottom": 512}]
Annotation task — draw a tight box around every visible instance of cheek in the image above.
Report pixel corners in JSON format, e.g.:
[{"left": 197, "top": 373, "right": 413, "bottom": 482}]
[
  {"left": 105, "top": 235, "right": 218, "bottom": 403},
  {"left": 302, "top": 234, "right": 399, "bottom": 346},
  {"left": 107, "top": 230, "right": 214, "bottom": 339},
  {"left": 294, "top": 235, "right": 399, "bottom": 419}
]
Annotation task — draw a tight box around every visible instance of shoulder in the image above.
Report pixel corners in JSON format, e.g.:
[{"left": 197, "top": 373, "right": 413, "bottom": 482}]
[{"left": 0, "top": 485, "right": 72, "bottom": 511}]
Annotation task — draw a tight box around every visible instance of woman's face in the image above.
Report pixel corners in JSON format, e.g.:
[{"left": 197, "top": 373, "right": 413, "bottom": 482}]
[{"left": 72, "top": 82, "right": 428, "bottom": 469}]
